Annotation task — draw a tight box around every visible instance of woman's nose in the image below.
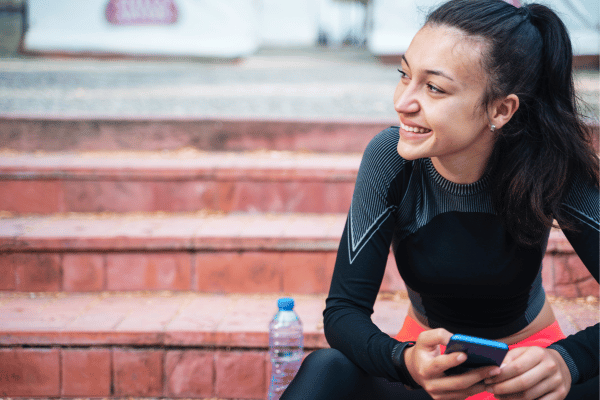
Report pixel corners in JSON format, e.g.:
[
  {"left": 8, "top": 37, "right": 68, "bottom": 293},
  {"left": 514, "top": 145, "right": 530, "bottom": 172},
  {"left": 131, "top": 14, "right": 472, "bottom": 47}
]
[{"left": 394, "top": 84, "right": 420, "bottom": 115}]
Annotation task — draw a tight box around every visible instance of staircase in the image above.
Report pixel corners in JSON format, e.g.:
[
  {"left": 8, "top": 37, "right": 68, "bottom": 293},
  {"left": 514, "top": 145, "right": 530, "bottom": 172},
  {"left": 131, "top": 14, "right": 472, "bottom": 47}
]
[{"left": 0, "top": 50, "right": 598, "bottom": 399}]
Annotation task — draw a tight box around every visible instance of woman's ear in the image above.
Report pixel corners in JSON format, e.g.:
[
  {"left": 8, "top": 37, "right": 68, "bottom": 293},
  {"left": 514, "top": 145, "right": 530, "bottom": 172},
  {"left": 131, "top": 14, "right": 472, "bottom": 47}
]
[{"left": 489, "top": 94, "right": 519, "bottom": 130}]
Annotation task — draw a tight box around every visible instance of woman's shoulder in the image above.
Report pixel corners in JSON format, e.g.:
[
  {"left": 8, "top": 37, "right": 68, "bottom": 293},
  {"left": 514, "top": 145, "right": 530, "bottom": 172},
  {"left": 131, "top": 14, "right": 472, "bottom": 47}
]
[
  {"left": 563, "top": 171, "right": 599, "bottom": 223},
  {"left": 361, "top": 126, "right": 408, "bottom": 169}
]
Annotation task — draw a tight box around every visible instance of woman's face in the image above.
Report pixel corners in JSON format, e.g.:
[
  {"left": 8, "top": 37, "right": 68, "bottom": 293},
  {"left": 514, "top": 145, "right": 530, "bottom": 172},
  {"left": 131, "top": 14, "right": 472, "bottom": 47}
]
[{"left": 394, "top": 24, "right": 495, "bottom": 182}]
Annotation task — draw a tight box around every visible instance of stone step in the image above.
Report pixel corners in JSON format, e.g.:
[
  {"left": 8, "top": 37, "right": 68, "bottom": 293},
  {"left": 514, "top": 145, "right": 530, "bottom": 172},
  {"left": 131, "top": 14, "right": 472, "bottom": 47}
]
[
  {"left": 0, "top": 213, "right": 597, "bottom": 298},
  {"left": 0, "top": 150, "right": 360, "bottom": 214},
  {"left": 0, "top": 117, "right": 391, "bottom": 153},
  {"left": 0, "top": 291, "right": 597, "bottom": 399},
  {"left": 0, "top": 212, "right": 403, "bottom": 294},
  {"left": 1, "top": 117, "right": 598, "bottom": 153}
]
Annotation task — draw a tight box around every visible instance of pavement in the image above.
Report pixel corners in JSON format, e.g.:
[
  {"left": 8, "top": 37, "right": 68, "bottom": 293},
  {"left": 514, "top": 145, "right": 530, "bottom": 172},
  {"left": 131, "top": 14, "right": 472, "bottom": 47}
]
[{"left": 0, "top": 47, "right": 598, "bottom": 123}]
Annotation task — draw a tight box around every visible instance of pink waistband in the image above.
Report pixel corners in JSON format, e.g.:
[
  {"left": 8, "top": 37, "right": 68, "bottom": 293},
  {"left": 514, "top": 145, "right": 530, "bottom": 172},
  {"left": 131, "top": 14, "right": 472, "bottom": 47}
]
[{"left": 393, "top": 315, "right": 566, "bottom": 400}]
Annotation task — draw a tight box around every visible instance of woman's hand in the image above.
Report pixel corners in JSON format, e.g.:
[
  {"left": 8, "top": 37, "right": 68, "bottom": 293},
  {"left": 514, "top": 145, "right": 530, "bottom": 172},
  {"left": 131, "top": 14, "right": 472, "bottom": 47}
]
[
  {"left": 484, "top": 347, "right": 571, "bottom": 400},
  {"left": 404, "top": 329, "right": 501, "bottom": 400}
]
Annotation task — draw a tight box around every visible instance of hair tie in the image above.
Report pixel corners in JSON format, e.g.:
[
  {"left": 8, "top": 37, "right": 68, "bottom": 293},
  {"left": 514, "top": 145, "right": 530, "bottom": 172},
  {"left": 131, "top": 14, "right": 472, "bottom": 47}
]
[{"left": 518, "top": 6, "right": 533, "bottom": 21}]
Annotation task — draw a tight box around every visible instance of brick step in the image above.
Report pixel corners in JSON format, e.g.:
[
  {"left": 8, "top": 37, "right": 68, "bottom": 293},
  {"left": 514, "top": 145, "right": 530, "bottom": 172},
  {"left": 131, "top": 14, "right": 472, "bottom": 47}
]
[
  {"left": 1, "top": 117, "right": 597, "bottom": 154},
  {"left": 0, "top": 292, "right": 598, "bottom": 399},
  {"left": 0, "top": 117, "right": 391, "bottom": 153},
  {"left": 0, "top": 212, "right": 405, "bottom": 294},
  {"left": 0, "top": 150, "right": 360, "bottom": 214},
  {"left": 0, "top": 213, "right": 598, "bottom": 297}
]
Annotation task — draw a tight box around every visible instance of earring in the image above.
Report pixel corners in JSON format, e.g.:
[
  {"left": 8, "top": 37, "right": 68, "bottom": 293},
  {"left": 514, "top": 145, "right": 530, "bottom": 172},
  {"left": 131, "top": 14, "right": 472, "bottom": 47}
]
[{"left": 490, "top": 124, "right": 496, "bottom": 132}]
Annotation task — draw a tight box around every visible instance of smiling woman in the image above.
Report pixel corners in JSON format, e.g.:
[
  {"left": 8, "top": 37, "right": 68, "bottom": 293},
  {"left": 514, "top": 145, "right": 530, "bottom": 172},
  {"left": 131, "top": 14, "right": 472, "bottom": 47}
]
[
  {"left": 393, "top": 25, "right": 510, "bottom": 185},
  {"left": 279, "top": 1, "right": 599, "bottom": 400}
]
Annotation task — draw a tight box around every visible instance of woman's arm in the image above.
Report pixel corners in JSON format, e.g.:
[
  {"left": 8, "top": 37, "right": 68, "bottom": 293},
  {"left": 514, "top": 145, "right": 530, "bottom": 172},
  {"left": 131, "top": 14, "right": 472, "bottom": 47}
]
[
  {"left": 323, "top": 127, "right": 411, "bottom": 382},
  {"left": 547, "top": 174, "right": 599, "bottom": 384},
  {"left": 485, "top": 174, "right": 599, "bottom": 399}
]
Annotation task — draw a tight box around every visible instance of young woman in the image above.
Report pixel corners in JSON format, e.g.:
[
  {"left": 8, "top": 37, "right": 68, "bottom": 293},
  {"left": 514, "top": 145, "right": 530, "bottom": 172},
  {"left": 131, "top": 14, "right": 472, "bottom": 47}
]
[{"left": 281, "top": 0, "right": 599, "bottom": 399}]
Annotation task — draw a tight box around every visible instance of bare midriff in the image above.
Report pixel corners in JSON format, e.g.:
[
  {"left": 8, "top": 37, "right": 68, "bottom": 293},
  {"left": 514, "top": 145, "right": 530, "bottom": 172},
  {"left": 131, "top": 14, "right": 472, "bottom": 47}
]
[{"left": 407, "top": 298, "right": 556, "bottom": 345}]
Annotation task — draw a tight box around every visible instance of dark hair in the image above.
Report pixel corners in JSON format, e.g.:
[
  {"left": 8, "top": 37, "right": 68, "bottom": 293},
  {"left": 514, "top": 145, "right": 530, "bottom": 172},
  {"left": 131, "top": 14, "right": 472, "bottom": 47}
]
[{"left": 426, "top": 0, "right": 599, "bottom": 246}]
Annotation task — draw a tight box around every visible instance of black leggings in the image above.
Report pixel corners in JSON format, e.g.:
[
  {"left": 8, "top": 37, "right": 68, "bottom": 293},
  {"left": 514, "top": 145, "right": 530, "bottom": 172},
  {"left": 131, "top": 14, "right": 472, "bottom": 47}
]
[{"left": 281, "top": 348, "right": 599, "bottom": 400}]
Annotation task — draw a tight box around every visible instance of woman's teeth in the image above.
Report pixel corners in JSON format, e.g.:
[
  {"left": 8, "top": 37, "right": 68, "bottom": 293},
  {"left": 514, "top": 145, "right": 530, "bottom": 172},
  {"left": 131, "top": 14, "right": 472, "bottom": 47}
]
[{"left": 401, "top": 122, "right": 431, "bottom": 134}]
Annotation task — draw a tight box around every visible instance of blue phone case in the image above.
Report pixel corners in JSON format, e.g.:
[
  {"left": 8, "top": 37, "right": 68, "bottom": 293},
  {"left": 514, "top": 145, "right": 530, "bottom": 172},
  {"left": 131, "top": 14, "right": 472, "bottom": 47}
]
[{"left": 444, "top": 334, "right": 509, "bottom": 375}]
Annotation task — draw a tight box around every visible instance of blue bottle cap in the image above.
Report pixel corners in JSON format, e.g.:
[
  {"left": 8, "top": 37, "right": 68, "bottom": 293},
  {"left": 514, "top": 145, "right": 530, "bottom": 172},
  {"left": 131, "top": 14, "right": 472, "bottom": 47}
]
[{"left": 278, "top": 297, "right": 294, "bottom": 311}]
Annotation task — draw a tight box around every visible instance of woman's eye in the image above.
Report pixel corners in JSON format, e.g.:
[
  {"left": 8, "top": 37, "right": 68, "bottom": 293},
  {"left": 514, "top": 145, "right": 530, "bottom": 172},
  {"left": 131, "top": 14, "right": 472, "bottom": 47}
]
[
  {"left": 397, "top": 68, "right": 408, "bottom": 79},
  {"left": 427, "top": 84, "right": 444, "bottom": 94}
]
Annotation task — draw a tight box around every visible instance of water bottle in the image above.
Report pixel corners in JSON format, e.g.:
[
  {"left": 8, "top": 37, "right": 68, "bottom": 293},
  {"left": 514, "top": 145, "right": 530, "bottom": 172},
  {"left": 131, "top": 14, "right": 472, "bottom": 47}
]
[{"left": 267, "top": 297, "right": 304, "bottom": 400}]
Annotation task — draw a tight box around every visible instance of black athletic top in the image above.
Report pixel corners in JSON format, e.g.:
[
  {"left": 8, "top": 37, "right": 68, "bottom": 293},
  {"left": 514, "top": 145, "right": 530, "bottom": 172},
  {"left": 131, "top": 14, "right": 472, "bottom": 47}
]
[{"left": 323, "top": 127, "right": 599, "bottom": 385}]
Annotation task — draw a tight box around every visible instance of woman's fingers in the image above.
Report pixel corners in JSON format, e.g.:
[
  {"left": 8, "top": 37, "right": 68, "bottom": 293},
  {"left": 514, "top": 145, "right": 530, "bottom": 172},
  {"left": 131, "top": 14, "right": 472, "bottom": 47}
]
[
  {"left": 485, "top": 346, "right": 531, "bottom": 384},
  {"left": 485, "top": 347, "right": 571, "bottom": 400},
  {"left": 417, "top": 328, "right": 454, "bottom": 351},
  {"left": 426, "top": 365, "right": 498, "bottom": 393}
]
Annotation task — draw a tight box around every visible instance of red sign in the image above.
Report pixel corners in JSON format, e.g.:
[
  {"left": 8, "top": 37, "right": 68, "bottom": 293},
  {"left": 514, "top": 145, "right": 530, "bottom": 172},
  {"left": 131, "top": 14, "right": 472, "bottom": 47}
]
[{"left": 106, "top": 0, "right": 178, "bottom": 25}]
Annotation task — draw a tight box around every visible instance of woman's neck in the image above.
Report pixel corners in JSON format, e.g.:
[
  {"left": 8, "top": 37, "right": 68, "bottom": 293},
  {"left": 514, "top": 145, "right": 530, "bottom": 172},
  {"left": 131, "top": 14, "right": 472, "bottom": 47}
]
[{"left": 430, "top": 153, "right": 491, "bottom": 184}]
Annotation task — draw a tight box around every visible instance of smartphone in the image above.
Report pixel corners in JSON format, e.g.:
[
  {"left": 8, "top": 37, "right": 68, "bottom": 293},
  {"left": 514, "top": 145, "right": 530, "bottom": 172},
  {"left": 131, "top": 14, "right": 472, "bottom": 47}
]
[{"left": 444, "top": 334, "right": 509, "bottom": 375}]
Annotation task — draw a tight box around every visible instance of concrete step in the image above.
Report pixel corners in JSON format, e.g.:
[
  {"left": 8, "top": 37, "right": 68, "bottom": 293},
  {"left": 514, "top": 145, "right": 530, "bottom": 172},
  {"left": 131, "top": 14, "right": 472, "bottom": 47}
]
[
  {"left": 0, "top": 291, "right": 597, "bottom": 399},
  {"left": 0, "top": 150, "right": 360, "bottom": 214},
  {"left": 0, "top": 213, "right": 598, "bottom": 298}
]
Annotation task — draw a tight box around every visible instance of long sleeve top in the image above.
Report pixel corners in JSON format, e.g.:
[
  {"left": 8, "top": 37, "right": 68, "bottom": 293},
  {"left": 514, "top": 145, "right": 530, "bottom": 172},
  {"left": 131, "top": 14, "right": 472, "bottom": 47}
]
[{"left": 323, "top": 127, "right": 599, "bottom": 384}]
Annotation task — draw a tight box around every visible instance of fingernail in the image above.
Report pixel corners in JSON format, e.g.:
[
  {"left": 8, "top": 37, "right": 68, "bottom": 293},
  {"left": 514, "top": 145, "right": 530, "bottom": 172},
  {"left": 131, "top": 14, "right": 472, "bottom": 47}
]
[
  {"left": 488, "top": 368, "right": 500, "bottom": 377},
  {"left": 457, "top": 353, "right": 467, "bottom": 362}
]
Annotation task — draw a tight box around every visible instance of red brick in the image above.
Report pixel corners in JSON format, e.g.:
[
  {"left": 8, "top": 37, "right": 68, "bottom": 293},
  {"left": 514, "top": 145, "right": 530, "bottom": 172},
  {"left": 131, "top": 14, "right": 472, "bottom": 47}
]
[
  {"left": 63, "top": 253, "right": 105, "bottom": 291},
  {"left": 153, "top": 181, "right": 218, "bottom": 212},
  {"left": 61, "top": 349, "right": 111, "bottom": 396},
  {"left": 553, "top": 255, "right": 573, "bottom": 285},
  {"left": 541, "top": 256, "right": 555, "bottom": 294},
  {"left": 63, "top": 181, "right": 154, "bottom": 212},
  {"left": 106, "top": 253, "right": 191, "bottom": 291},
  {"left": 576, "top": 278, "right": 600, "bottom": 298},
  {"left": 166, "top": 350, "right": 214, "bottom": 397},
  {"left": 567, "top": 255, "right": 595, "bottom": 282},
  {"left": 279, "top": 182, "right": 325, "bottom": 213},
  {"left": 196, "top": 252, "right": 281, "bottom": 293},
  {"left": 215, "top": 351, "right": 266, "bottom": 399},
  {"left": 554, "top": 283, "right": 580, "bottom": 298},
  {"left": 323, "top": 182, "right": 354, "bottom": 213},
  {"left": 215, "top": 181, "right": 236, "bottom": 212},
  {"left": 0, "top": 254, "right": 17, "bottom": 290},
  {"left": 113, "top": 349, "right": 163, "bottom": 397},
  {"left": 15, "top": 253, "right": 61, "bottom": 291},
  {"left": 282, "top": 252, "right": 331, "bottom": 294},
  {"left": 0, "top": 348, "right": 60, "bottom": 396},
  {"left": 230, "top": 181, "right": 284, "bottom": 212},
  {"left": 0, "top": 180, "right": 62, "bottom": 214}
]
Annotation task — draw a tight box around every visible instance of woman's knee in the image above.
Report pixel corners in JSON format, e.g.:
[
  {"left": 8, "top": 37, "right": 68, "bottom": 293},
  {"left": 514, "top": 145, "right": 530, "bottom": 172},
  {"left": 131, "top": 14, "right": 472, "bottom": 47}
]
[
  {"left": 282, "top": 349, "right": 365, "bottom": 399},
  {"left": 297, "top": 348, "right": 365, "bottom": 383}
]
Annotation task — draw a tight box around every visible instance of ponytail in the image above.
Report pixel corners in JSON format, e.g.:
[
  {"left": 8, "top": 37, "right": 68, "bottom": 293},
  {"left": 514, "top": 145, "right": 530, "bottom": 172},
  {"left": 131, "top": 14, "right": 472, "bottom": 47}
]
[{"left": 427, "top": 0, "right": 599, "bottom": 246}]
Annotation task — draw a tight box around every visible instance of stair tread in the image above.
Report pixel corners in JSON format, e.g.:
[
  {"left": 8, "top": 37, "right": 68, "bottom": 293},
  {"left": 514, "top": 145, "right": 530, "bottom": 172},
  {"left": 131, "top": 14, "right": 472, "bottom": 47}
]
[
  {"left": 0, "top": 213, "right": 347, "bottom": 251},
  {"left": 0, "top": 291, "right": 596, "bottom": 348},
  {"left": 0, "top": 213, "right": 574, "bottom": 252},
  {"left": 0, "top": 150, "right": 362, "bottom": 179}
]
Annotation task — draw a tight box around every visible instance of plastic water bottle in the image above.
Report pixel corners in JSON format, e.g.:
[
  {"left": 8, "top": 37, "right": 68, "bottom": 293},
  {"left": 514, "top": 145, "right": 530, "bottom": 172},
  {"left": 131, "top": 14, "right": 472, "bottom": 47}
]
[{"left": 267, "top": 297, "right": 304, "bottom": 400}]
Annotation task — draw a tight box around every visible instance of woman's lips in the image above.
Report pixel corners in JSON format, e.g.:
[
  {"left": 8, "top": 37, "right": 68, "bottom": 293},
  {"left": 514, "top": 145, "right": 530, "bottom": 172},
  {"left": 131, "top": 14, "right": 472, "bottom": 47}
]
[{"left": 400, "top": 121, "right": 432, "bottom": 134}]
